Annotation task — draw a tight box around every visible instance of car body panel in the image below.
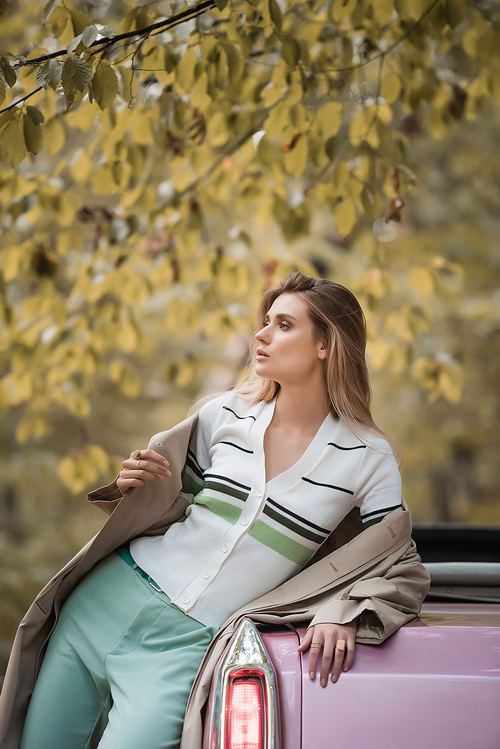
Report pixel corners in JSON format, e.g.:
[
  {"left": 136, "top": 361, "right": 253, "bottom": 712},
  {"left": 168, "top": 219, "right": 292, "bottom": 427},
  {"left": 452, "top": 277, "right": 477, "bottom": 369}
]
[{"left": 256, "top": 603, "right": 500, "bottom": 749}]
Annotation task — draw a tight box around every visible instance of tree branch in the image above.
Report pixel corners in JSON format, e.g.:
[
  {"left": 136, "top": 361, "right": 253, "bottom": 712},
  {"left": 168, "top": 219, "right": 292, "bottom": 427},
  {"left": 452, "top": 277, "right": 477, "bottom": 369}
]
[
  {"left": 12, "top": 0, "right": 217, "bottom": 69},
  {"left": 0, "top": 86, "right": 44, "bottom": 116}
]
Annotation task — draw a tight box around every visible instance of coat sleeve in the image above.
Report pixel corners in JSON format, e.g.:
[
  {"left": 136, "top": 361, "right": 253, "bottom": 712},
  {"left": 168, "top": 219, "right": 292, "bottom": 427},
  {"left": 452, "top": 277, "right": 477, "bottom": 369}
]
[
  {"left": 308, "top": 539, "right": 431, "bottom": 644},
  {"left": 86, "top": 477, "right": 123, "bottom": 516}
]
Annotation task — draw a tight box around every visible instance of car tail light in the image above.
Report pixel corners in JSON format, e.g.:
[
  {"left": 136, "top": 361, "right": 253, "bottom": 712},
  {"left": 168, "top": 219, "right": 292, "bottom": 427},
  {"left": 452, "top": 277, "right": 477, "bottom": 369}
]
[
  {"left": 208, "top": 619, "right": 280, "bottom": 749},
  {"left": 226, "top": 671, "right": 264, "bottom": 749}
]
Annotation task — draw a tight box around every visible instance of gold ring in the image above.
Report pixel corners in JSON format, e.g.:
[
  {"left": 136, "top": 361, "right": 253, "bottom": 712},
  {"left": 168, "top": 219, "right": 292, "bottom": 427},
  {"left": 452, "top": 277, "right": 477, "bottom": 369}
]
[
  {"left": 132, "top": 449, "right": 142, "bottom": 459},
  {"left": 336, "top": 639, "right": 346, "bottom": 652},
  {"left": 136, "top": 460, "right": 141, "bottom": 469}
]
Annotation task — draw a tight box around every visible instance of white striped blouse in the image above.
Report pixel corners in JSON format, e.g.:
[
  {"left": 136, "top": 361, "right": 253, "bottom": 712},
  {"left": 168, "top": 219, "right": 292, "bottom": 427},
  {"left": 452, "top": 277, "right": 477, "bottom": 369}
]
[{"left": 130, "top": 392, "right": 403, "bottom": 626}]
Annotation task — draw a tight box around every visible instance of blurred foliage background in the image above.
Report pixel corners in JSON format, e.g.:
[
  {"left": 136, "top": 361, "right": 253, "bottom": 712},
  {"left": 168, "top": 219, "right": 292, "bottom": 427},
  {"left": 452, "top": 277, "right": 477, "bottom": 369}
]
[{"left": 0, "top": 0, "right": 499, "bottom": 669}]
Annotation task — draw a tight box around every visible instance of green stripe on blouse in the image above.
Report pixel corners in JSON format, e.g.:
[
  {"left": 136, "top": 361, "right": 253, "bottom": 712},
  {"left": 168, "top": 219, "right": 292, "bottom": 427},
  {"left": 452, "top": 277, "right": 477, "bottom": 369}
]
[
  {"left": 248, "top": 520, "right": 313, "bottom": 566},
  {"left": 263, "top": 505, "right": 325, "bottom": 545},
  {"left": 182, "top": 471, "right": 204, "bottom": 496},
  {"left": 194, "top": 494, "right": 242, "bottom": 525},
  {"left": 204, "top": 480, "right": 248, "bottom": 502}
]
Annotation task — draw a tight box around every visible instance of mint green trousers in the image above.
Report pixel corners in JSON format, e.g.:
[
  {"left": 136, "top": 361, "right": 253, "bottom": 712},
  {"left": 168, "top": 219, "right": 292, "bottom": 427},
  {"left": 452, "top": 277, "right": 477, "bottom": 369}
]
[{"left": 20, "top": 552, "right": 218, "bottom": 749}]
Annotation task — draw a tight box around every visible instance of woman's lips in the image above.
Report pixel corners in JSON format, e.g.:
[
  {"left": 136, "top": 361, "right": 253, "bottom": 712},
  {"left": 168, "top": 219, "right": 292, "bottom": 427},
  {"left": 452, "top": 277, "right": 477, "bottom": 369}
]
[{"left": 256, "top": 348, "right": 269, "bottom": 358}]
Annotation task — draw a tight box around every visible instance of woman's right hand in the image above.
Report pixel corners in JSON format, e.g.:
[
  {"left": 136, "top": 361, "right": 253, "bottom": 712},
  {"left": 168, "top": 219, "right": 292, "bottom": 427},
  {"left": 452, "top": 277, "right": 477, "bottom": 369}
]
[{"left": 117, "top": 449, "right": 172, "bottom": 496}]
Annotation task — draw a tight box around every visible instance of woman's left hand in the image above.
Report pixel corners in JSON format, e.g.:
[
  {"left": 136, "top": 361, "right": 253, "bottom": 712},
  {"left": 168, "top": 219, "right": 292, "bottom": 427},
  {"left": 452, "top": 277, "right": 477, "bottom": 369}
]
[{"left": 297, "top": 621, "right": 357, "bottom": 687}]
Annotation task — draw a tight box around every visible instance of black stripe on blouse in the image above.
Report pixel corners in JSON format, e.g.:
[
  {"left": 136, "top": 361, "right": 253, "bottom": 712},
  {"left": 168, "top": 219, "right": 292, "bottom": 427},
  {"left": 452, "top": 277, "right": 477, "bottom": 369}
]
[
  {"left": 222, "top": 406, "right": 257, "bottom": 421},
  {"left": 328, "top": 442, "right": 366, "bottom": 451},
  {"left": 203, "top": 473, "right": 252, "bottom": 492},
  {"left": 301, "top": 476, "right": 354, "bottom": 496},
  {"left": 215, "top": 441, "right": 254, "bottom": 454},
  {"left": 361, "top": 503, "right": 402, "bottom": 520},
  {"left": 267, "top": 497, "right": 331, "bottom": 535}
]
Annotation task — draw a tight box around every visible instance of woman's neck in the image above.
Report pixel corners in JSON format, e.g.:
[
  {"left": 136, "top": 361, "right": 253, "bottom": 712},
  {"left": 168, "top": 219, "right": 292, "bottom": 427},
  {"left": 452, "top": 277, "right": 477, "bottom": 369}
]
[{"left": 272, "top": 385, "right": 331, "bottom": 434}]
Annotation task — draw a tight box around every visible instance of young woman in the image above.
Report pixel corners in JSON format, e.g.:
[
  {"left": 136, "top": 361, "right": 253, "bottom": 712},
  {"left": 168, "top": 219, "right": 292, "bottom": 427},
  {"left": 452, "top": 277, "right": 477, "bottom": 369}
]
[{"left": 1, "top": 272, "right": 430, "bottom": 749}]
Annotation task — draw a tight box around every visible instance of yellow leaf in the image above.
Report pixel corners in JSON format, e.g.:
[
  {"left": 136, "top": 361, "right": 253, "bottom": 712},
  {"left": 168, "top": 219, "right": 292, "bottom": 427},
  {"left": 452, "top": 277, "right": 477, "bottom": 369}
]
[
  {"left": 207, "top": 111, "right": 230, "bottom": 146},
  {"left": 386, "top": 306, "right": 415, "bottom": 342},
  {"left": 389, "top": 346, "right": 407, "bottom": 375},
  {"left": 334, "top": 199, "right": 356, "bottom": 236},
  {"left": 57, "top": 455, "right": 84, "bottom": 494},
  {"left": 190, "top": 71, "right": 212, "bottom": 111},
  {"left": 23, "top": 114, "right": 43, "bottom": 155},
  {"left": 261, "top": 80, "right": 284, "bottom": 108},
  {"left": 71, "top": 8, "right": 95, "bottom": 36},
  {"left": 44, "top": 118, "right": 66, "bottom": 154},
  {"left": 371, "top": 0, "right": 394, "bottom": 25},
  {"left": 175, "top": 359, "right": 196, "bottom": 388},
  {"left": 70, "top": 149, "right": 93, "bottom": 181},
  {"left": 380, "top": 73, "right": 402, "bottom": 104},
  {"left": 438, "top": 361, "right": 464, "bottom": 404},
  {"left": 131, "top": 112, "right": 153, "bottom": 145},
  {"left": 87, "top": 445, "right": 110, "bottom": 473},
  {"left": 16, "top": 416, "right": 52, "bottom": 444},
  {"left": 0, "top": 113, "right": 27, "bottom": 167},
  {"left": 408, "top": 267, "right": 435, "bottom": 297},
  {"left": 118, "top": 320, "right": 139, "bottom": 353},
  {"left": 331, "top": 0, "right": 356, "bottom": 21},
  {"left": 92, "top": 62, "right": 118, "bottom": 109},
  {"left": 317, "top": 102, "right": 342, "bottom": 137},
  {"left": 367, "top": 339, "right": 390, "bottom": 369},
  {"left": 175, "top": 47, "right": 198, "bottom": 94},
  {"left": 283, "top": 136, "right": 308, "bottom": 177},
  {"left": 461, "top": 27, "right": 477, "bottom": 58},
  {"left": 477, "top": 29, "right": 500, "bottom": 65},
  {"left": 91, "top": 164, "right": 116, "bottom": 194}
]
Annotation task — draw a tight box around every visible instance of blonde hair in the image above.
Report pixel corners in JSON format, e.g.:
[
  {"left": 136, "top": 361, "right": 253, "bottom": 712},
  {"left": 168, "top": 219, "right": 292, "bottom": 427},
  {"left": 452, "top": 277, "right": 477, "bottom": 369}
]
[{"left": 233, "top": 272, "right": 403, "bottom": 465}]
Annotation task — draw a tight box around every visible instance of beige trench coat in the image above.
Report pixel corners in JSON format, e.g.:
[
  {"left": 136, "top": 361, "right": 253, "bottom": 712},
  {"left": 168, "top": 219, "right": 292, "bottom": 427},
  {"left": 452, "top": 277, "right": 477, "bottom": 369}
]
[{"left": 0, "top": 411, "right": 431, "bottom": 749}]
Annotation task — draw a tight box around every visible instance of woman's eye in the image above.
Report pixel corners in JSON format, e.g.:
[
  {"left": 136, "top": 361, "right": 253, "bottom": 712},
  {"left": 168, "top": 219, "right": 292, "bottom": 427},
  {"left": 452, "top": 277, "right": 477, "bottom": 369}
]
[{"left": 279, "top": 323, "right": 289, "bottom": 330}]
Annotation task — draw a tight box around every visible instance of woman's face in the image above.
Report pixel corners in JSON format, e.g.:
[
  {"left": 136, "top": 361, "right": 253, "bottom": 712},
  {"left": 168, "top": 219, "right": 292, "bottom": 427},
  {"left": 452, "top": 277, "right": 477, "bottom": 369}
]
[{"left": 254, "top": 293, "right": 326, "bottom": 386}]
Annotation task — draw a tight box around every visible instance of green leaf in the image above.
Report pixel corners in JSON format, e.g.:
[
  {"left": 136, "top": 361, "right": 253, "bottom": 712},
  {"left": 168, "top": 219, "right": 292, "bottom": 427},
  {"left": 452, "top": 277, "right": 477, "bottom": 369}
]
[
  {"left": 0, "top": 79, "right": 5, "bottom": 107},
  {"left": 0, "top": 113, "right": 27, "bottom": 166},
  {"left": 62, "top": 56, "right": 91, "bottom": 93},
  {"left": 281, "top": 38, "right": 300, "bottom": 68},
  {"left": 23, "top": 113, "right": 43, "bottom": 155},
  {"left": 0, "top": 56, "right": 17, "bottom": 88},
  {"left": 36, "top": 59, "right": 63, "bottom": 91},
  {"left": 92, "top": 62, "right": 118, "bottom": 109},
  {"left": 214, "top": 0, "right": 229, "bottom": 10},
  {"left": 82, "top": 25, "right": 99, "bottom": 48},
  {"left": 25, "top": 106, "right": 45, "bottom": 125}
]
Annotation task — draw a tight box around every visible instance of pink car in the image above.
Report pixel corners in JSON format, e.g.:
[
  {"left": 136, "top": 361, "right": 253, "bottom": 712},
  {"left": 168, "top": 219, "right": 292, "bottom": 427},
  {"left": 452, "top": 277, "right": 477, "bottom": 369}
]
[{"left": 203, "top": 528, "right": 500, "bottom": 749}]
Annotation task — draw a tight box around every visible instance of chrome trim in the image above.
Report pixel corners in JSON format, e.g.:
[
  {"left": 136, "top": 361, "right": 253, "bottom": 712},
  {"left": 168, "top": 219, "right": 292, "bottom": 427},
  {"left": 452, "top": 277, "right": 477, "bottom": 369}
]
[
  {"left": 210, "top": 618, "right": 280, "bottom": 749},
  {"left": 424, "top": 562, "right": 500, "bottom": 586}
]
